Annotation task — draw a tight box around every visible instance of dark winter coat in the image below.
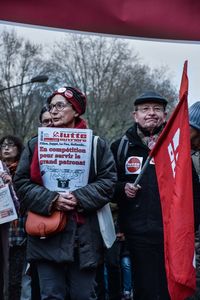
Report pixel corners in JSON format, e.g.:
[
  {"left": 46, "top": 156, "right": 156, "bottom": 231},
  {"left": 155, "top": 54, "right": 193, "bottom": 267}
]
[
  {"left": 111, "top": 124, "right": 200, "bottom": 242},
  {"left": 111, "top": 125, "right": 163, "bottom": 242},
  {"left": 14, "top": 136, "right": 117, "bottom": 269}
]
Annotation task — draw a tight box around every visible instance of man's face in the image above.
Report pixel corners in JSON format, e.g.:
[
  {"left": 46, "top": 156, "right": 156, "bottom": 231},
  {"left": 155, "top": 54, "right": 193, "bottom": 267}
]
[
  {"left": 133, "top": 102, "right": 167, "bottom": 132},
  {"left": 41, "top": 111, "right": 53, "bottom": 127},
  {"left": 190, "top": 126, "right": 200, "bottom": 151}
]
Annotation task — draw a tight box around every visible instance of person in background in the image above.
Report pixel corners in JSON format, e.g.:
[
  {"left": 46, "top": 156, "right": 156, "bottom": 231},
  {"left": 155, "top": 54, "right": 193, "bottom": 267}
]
[
  {"left": 120, "top": 237, "right": 133, "bottom": 300},
  {"left": 96, "top": 230, "right": 133, "bottom": 300},
  {"left": 189, "top": 102, "right": 200, "bottom": 235},
  {"left": 103, "top": 217, "right": 133, "bottom": 300},
  {"left": 188, "top": 101, "right": 200, "bottom": 300},
  {"left": 0, "top": 221, "right": 7, "bottom": 300},
  {"left": 0, "top": 163, "right": 19, "bottom": 300},
  {"left": 39, "top": 106, "right": 53, "bottom": 127},
  {"left": 105, "top": 203, "right": 122, "bottom": 300},
  {"left": 0, "top": 136, "right": 24, "bottom": 300},
  {"left": 95, "top": 193, "right": 133, "bottom": 300},
  {"left": 29, "top": 106, "right": 53, "bottom": 300},
  {"left": 0, "top": 224, "right": 8, "bottom": 300},
  {"left": 14, "top": 86, "right": 116, "bottom": 300},
  {"left": 21, "top": 106, "right": 53, "bottom": 300},
  {"left": 0, "top": 169, "right": 11, "bottom": 300},
  {"left": 189, "top": 101, "right": 200, "bottom": 153}
]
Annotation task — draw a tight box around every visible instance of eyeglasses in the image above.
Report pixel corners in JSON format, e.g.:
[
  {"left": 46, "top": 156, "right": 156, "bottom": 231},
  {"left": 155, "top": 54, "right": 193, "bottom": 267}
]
[
  {"left": 1, "top": 143, "right": 16, "bottom": 148},
  {"left": 135, "top": 106, "right": 164, "bottom": 113},
  {"left": 41, "top": 118, "right": 52, "bottom": 126},
  {"left": 48, "top": 102, "right": 72, "bottom": 112}
]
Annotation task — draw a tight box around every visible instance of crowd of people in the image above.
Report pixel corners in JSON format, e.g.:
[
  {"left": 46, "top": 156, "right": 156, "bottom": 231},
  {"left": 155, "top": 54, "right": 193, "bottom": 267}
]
[{"left": 0, "top": 86, "right": 200, "bottom": 300}]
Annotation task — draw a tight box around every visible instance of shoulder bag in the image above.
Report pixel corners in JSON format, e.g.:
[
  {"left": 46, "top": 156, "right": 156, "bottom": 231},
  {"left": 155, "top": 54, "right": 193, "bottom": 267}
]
[{"left": 25, "top": 210, "right": 67, "bottom": 239}]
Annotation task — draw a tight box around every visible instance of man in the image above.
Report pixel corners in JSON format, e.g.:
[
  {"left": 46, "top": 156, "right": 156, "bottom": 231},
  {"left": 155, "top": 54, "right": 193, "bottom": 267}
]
[
  {"left": 189, "top": 101, "right": 200, "bottom": 152},
  {"left": 39, "top": 106, "right": 53, "bottom": 127},
  {"left": 189, "top": 101, "right": 200, "bottom": 299},
  {"left": 111, "top": 91, "right": 170, "bottom": 300},
  {"left": 189, "top": 101, "right": 200, "bottom": 230}
]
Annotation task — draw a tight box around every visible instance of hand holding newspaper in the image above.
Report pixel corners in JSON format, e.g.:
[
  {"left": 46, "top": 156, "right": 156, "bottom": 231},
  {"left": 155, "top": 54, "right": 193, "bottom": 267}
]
[{"left": 0, "top": 161, "right": 18, "bottom": 224}]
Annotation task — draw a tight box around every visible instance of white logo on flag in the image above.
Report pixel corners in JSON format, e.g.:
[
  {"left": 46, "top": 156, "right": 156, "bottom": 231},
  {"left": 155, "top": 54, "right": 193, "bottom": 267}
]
[{"left": 167, "top": 128, "right": 180, "bottom": 178}]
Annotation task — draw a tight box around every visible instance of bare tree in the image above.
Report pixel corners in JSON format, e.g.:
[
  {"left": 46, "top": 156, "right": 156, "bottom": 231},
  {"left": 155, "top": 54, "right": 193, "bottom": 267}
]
[
  {"left": 0, "top": 30, "right": 47, "bottom": 141},
  {"left": 43, "top": 34, "right": 178, "bottom": 141},
  {"left": 0, "top": 31, "right": 178, "bottom": 142}
]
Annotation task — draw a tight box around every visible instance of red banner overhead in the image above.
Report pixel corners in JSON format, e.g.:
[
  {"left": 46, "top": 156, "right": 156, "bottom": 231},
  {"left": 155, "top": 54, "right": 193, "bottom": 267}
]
[{"left": 0, "top": 0, "right": 200, "bottom": 41}]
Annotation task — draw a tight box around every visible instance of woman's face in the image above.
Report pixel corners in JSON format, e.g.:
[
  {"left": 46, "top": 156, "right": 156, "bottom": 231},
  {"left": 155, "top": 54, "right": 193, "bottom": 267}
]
[
  {"left": 1, "top": 139, "right": 18, "bottom": 161},
  {"left": 48, "top": 95, "right": 78, "bottom": 128}
]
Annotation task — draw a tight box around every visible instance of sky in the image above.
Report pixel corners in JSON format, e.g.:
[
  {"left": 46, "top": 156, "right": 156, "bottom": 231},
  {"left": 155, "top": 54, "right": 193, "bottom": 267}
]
[{"left": 0, "top": 21, "right": 200, "bottom": 106}]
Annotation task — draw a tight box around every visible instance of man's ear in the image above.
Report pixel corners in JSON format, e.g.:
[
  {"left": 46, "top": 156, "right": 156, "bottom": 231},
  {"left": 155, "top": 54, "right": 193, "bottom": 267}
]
[
  {"left": 132, "top": 111, "right": 138, "bottom": 122},
  {"left": 164, "top": 111, "right": 167, "bottom": 121}
]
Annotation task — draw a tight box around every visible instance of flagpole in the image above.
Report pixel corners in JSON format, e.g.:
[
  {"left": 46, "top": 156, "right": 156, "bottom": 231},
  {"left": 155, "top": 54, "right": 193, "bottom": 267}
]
[{"left": 133, "top": 155, "right": 152, "bottom": 186}]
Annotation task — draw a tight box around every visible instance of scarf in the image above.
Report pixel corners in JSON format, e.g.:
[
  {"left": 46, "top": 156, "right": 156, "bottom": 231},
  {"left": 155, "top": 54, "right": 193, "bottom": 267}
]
[
  {"left": 137, "top": 123, "right": 165, "bottom": 150},
  {"left": 8, "top": 161, "right": 18, "bottom": 177},
  {"left": 30, "top": 117, "right": 87, "bottom": 223}
]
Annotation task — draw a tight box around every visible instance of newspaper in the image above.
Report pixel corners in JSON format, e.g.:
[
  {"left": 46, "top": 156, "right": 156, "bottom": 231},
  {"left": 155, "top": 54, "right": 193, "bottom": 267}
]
[
  {"left": 0, "top": 161, "right": 18, "bottom": 224},
  {"left": 38, "top": 127, "right": 93, "bottom": 192}
]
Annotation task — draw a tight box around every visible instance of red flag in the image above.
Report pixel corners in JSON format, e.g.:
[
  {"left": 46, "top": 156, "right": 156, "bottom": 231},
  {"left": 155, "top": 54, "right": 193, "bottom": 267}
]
[{"left": 150, "top": 61, "right": 196, "bottom": 300}]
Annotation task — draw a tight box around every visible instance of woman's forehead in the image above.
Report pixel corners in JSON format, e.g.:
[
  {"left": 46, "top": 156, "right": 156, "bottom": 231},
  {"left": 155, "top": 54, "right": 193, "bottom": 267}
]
[
  {"left": 3, "top": 138, "right": 14, "bottom": 144},
  {"left": 50, "top": 94, "right": 66, "bottom": 103}
]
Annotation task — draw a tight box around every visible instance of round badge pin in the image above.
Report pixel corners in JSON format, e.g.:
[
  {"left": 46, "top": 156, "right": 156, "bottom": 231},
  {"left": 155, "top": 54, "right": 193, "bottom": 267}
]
[
  {"left": 57, "top": 87, "right": 66, "bottom": 93},
  {"left": 126, "top": 157, "right": 141, "bottom": 173},
  {"left": 64, "top": 90, "right": 73, "bottom": 98}
]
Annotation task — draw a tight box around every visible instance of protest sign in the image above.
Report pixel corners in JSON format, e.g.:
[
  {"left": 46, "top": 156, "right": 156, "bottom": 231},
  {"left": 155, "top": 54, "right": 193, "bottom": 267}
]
[
  {"left": 0, "top": 161, "right": 18, "bottom": 224},
  {"left": 38, "top": 127, "right": 93, "bottom": 192}
]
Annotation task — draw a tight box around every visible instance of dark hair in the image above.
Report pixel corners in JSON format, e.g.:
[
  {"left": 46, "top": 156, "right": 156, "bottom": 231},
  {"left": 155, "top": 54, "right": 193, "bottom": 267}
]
[
  {"left": 0, "top": 135, "right": 24, "bottom": 161},
  {"left": 39, "top": 106, "right": 48, "bottom": 123}
]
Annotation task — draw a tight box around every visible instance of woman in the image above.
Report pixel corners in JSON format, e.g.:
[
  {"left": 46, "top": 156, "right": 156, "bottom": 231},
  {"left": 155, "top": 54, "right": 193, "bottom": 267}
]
[
  {"left": 14, "top": 86, "right": 116, "bottom": 300},
  {"left": 0, "top": 136, "right": 24, "bottom": 300},
  {"left": 0, "top": 196, "right": 10, "bottom": 300}
]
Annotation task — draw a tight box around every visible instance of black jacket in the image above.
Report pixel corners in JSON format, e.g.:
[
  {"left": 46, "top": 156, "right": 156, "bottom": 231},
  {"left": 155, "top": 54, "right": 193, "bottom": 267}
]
[
  {"left": 111, "top": 124, "right": 200, "bottom": 241},
  {"left": 14, "top": 136, "right": 117, "bottom": 268},
  {"left": 111, "top": 125, "right": 163, "bottom": 241}
]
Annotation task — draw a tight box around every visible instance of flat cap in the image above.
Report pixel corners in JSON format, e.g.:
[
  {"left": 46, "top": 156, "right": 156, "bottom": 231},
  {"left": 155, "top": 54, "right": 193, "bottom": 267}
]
[{"left": 135, "top": 91, "right": 168, "bottom": 106}]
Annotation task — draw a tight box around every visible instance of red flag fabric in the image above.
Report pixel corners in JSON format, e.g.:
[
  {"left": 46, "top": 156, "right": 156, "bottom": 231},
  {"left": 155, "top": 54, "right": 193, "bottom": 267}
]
[
  {"left": 179, "top": 61, "right": 189, "bottom": 100},
  {"left": 150, "top": 61, "right": 196, "bottom": 300}
]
